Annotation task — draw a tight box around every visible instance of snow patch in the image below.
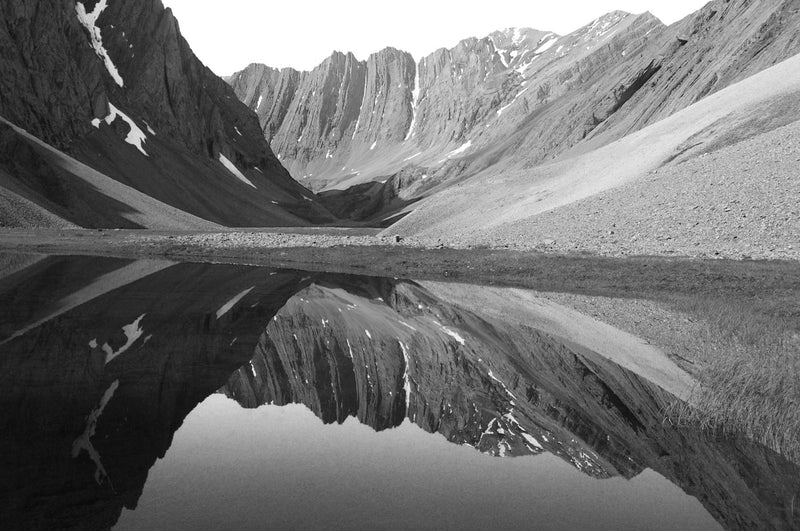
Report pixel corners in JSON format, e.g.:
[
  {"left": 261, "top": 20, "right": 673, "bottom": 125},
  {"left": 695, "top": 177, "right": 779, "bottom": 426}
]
[
  {"left": 103, "top": 314, "right": 146, "bottom": 364},
  {"left": 535, "top": 36, "right": 559, "bottom": 54},
  {"left": 365, "top": 329, "right": 372, "bottom": 339},
  {"left": 216, "top": 286, "right": 255, "bottom": 319},
  {"left": 256, "top": 95, "right": 263, "bottom": 109},
  {"left": 234, "top": 126, "right": 242, "bottom": 136},
  {"left": 440, "top": 141, "right": 473, "bottom": 163},
  {"left": 405, "top": 65, "right": 421, "bottom": 140},
  {"left": 75, "top": 0, "right": 124, "bottom": 87},
  {"left": 219, "top": 154, "right": 257, "bottom": 189},
  {"left": 94, "top": 103, "right": 149, "bottom": 156},
  {"left": 370, "top": 141, "right": 377, "bottom": 151},
  {"left": 404, "top": 152, "right": 422, "bottom": 161},
  {"left": 441, "top": 326, "right": 466, "bottom": 346},
  {"left": 497, "top": 88, "right": 528, "bottom": 116}
]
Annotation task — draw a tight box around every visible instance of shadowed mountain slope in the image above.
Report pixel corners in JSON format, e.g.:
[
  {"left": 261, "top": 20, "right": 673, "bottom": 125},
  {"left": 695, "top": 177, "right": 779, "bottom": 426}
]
[{"left": 0, "top": 0, "right": 335, "bottom": 228}]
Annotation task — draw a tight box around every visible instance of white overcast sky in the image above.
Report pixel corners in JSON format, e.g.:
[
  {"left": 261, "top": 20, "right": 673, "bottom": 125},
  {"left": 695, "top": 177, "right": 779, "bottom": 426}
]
[{"left": 161, "top": 0, "right": 710, "bottom": 75}]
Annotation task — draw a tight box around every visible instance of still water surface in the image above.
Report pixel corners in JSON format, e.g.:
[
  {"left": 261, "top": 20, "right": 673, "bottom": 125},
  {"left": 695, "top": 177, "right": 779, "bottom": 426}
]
[{"left": 0, "top": 254, "right": 797, "bottom": 530}]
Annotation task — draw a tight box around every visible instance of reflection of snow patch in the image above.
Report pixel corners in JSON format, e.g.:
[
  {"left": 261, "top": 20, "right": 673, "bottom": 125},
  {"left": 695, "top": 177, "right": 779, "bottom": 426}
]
[
  {"left": 72, "top": 379, "right": 120, "bottom": 485},
  {"left": 399, "top": 340, "right": 413, "bottom": 411},
  {"left": 103, "top": 314, "right": 146, "bottom": 364},
  {"left": 522, "top": 432, "right": 544, "bottom": 450},
  {"left": 76, "top": 0, "right": 124, "bottom": 87},
  {"left": 216, "top": 287, "right": 255, "bottom": 319},
  {"left": 487, "top": 370, "right": 517, "bottom": 400}
]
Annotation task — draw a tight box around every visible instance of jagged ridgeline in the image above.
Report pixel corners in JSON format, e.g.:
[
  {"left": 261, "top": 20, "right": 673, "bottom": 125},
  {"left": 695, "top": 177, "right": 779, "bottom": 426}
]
[
  {"left": 0, "top": 0, "right": 335, "bottom": 228},
  {"left": 230, "top": 0, "right": 800, "bottom": 201}
]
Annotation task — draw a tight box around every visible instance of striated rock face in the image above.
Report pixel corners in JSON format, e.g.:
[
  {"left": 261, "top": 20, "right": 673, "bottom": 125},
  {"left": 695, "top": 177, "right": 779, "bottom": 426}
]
[
  {"left": 231, "top": 1, "right": 800, "bottom": 208},
  {"left": 229, "top": 13, "right": 672, "bottom": 193},
  {"left": 588, "top": 0, "right": 800, "bottom": 142},
  {"left": 0, "top": 0, "right": 334, "bottom": 227}
]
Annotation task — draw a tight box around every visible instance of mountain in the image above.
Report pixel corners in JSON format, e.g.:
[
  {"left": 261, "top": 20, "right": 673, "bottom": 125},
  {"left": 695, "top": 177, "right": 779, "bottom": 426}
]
[
  {"left": 230, "top": 0, "right": 800, "bottom": 228},
  {"left": 229, "top": 14, "right": 649, "bottom": 194},
  {"left": 0, "top": 0, "right": 334, "bottom": 228}
]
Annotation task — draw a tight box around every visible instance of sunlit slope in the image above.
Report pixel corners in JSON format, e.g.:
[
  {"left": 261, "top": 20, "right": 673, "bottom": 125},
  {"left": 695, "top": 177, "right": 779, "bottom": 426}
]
[{"left": 388, "top": 52, "right": 800, "bottom": 255}]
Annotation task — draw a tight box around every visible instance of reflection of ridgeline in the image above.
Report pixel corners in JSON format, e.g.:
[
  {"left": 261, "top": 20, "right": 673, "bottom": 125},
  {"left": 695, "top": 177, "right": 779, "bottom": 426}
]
[
  {"left": 223, "top": 278, "right": 800, "bottom": 531},
  {"left": 0, "top": 257, "right": 313, "bottom": 530}
]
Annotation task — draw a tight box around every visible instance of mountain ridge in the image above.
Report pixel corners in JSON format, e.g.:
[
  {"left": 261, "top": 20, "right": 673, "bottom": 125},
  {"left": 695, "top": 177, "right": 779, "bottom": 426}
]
[{"left": 230, "top": 0, "right": 800, "bottom": 235}]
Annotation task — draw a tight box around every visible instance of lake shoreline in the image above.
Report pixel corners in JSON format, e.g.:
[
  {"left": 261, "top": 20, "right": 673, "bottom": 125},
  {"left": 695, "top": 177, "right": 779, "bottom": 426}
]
[
  {"left": 2, "top": 228, "right": 799, "bottom": 464},
  {"left": 1, "top": 228, "right": 798, "bottom": 293}
]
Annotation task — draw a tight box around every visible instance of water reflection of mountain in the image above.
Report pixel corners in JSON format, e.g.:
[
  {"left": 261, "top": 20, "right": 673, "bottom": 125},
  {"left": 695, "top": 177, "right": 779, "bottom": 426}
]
[{"left": 0, "top": 256, "right": 797, "bottom": 530}]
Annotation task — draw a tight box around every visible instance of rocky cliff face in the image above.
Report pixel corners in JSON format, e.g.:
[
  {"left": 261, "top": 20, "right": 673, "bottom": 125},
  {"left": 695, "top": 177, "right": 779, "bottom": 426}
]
[
  {"left": 0, "top": 0, "right": 334, "bottom": 227},
  {"left": 231, "top": 1, "right": 800, "bottom": 206},
  {"left": 229, "top": 12, "right": 670, "bottom": 193}
]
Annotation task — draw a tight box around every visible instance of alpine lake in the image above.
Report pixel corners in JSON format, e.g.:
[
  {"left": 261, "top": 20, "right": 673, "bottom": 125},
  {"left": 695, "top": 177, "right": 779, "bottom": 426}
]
[{"left": 1, "top": 253, "right": 798, "bottom": 530}]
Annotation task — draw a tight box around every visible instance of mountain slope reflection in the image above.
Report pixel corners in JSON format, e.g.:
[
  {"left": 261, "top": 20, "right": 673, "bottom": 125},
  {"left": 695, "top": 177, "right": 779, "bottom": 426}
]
[
  {"left": 224, "top": 276, "right": 800, "bottom": 530},
  {"left": 0, "top": 256, "right": 797, "bottom": 530}
]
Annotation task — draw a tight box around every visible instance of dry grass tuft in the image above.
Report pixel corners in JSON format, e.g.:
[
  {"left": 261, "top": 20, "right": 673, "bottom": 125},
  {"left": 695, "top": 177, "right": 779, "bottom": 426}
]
[{"left": 668, "top": 297, "right": 800, "bottom": 462}]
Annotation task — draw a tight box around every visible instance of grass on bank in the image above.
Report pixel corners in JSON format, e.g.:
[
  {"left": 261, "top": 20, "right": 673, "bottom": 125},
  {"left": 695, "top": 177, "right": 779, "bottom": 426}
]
[{"left": 667, "top": 296, "right": 800, "bottom": 463}]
